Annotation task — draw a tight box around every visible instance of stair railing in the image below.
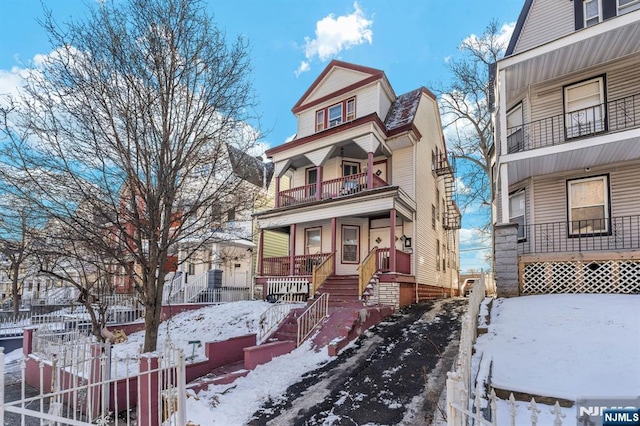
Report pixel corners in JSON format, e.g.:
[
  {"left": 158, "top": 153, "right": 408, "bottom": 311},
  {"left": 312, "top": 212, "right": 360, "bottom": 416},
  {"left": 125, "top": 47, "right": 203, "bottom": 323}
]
[
  {"left": 179, "top": 272, "right": 208, "bottom": 303},
  {"left": 358, "top": 246, "right": 378, "bottom": 298},
  {"left": 257, "top": 293, "right": 298, "bottom": 344},
  {"left": 296, "top": 292, "right": 329, "bottom": 347},
  {"left": 311, "top": 252, "right": 335, "bottom": 297}
]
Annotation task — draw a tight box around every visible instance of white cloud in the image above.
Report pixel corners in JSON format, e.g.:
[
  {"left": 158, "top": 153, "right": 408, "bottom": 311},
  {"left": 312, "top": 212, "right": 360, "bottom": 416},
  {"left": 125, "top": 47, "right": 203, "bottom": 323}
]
[
  {"left": 461, "top": 22, "right": 516, "bottom": 54},
  {"left": 295, "top": 2, "right": 373, "bottom": 76}
]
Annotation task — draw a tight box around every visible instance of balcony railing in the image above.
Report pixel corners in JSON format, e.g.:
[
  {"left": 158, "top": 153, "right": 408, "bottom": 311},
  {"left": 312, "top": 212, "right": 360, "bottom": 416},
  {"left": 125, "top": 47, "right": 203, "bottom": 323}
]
[
  {"left": 261, "top": 253, "right": 333, "bottom": 276},
  {"left": 376, "top": 248, "right": 411, "bottom": 274},
  {"left": 518, "top": 215, "right": 640, "bottom": 254},
  {"left": 278, "top": 172, "right": 388, "bottom": 207},
  {"left": 507, "top": 92, "right": 640, "bottom": 154}
]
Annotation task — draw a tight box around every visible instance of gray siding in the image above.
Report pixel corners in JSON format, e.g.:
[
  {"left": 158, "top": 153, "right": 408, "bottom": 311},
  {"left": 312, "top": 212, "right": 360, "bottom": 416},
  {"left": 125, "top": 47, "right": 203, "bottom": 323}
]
[{"left": 513, "top": 0, "right": 574, "bottom": 54}]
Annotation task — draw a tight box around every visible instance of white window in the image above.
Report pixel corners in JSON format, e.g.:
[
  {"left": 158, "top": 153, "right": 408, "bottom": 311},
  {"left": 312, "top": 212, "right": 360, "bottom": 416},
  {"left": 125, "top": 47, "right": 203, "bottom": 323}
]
[
  {"left": 506, "top": 104, "right": 524, "bottom": 153},
  {"left": 584, "top": 0, "right": 602, "bottom": 27},
  {"left": 328, "top": 104, "right": 343, "bottom": 128},
  {"left": 306, "top": 167, "right": 317, "bottom": 197},
  {"left": 565, "top": 77, "right": 605, "bottom": 139},
  {"left": 342, "top": 226, "right": 359, "bottom": 263},
  {"left": 509, "top": 190, "right": 526, "bottom": 241},
  {"left": 346, "top": 98, "right": 356, "bottom": 121},
  {"left": 343, "top": 161, "right": 360, "bottom": 177},
  {"left": 567, "top": 176, "right": 609, "bottom": 235},
  {"left": 618, "top": 0, "right": 640, "bottom": 13},
  {"left": 316, "top": 110, "right": 325, "bottom": 132},
  {"left": 305, "top": 228, "right": 321, "bottom": 255}
]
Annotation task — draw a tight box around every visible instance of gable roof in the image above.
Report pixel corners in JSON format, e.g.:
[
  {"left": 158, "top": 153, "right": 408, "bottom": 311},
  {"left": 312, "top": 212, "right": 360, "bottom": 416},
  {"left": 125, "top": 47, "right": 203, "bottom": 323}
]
[
  {"left": 291, "top": 60, "right": 387, "bottom": 114},
  {"left": 385, "top": 87, "right": 435, "bottom": 135},
  {"left": 226, "top": 144, "right": 273, "bottom": 188},
  {"left": 505, "top": 0, "right": 534, "bottom": 56}
]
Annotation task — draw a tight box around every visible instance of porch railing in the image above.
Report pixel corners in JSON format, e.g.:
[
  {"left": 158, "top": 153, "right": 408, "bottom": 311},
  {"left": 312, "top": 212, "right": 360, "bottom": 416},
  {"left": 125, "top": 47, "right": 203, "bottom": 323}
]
[
  {"left": 261, "top": 253, "right": 333, "bottom": 276},
  {"left": 358, "top": 246, "right": 378, "bottom": 298},
  {"left": 311, "top": 252, "right": 334, "bottom": 297},
  {"left": 277, "top": 172, "right": 389, "bottom": 207},
  {"left": 376, "top": 248, "right": 412, "bottom": 274},
  {"left": 518, "top": 215, "right": 640, "bottom": 254},
  {"left": 507, "top": 92, "right": 640, "bottom": 153}
]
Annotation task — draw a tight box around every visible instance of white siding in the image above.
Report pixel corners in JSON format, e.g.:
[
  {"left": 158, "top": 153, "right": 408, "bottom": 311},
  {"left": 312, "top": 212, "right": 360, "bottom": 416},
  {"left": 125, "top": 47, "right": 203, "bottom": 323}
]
[
  {"left": 410, "top": 94, "right": 456, "bottom": 288},
  {"left": 306, "top": 68, "right": 371, "bottom": 103},
  {"left": 513, "top": 0, "right": 574, "bottom": 54},
  {"left": 296, "top": 84, "right": 381, "bottom": 138},
  {"left": 391, "top": 146, "right": 414, "bottom": 196}
]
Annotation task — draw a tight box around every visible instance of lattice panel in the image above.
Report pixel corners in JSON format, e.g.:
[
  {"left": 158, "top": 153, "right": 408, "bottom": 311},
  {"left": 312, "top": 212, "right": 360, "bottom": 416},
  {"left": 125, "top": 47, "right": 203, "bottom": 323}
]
[{"left": 522, "top": 260, "right": 640, "bottom": 294}]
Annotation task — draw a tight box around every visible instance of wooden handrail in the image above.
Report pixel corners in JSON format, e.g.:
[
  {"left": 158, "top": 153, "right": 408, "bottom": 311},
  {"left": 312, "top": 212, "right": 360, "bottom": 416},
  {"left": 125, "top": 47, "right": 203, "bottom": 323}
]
[
  {"left": 310, "top": 252, "right": 334, "bottom": 297},
  {"left": 358, "top": 246, "right": 378, "bottom": 298}
]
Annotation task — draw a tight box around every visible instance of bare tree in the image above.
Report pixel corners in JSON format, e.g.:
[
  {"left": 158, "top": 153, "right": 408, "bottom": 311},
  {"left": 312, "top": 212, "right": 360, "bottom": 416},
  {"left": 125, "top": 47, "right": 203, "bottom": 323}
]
[
  {"left": 0, "top": 0, "right": 261, "bottom": 351},
  {"left": 0, "top": 197, "right": 42, "bottom": 317},
  {"left": 434, "top": 21, "right": 509, "bottom": 230}
]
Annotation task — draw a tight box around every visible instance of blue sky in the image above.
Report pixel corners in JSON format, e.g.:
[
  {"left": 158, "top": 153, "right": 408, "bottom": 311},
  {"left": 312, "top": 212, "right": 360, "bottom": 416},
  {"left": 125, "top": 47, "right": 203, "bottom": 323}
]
[{"left": 0, "top": 0, "right": 524, "bottom": 273}]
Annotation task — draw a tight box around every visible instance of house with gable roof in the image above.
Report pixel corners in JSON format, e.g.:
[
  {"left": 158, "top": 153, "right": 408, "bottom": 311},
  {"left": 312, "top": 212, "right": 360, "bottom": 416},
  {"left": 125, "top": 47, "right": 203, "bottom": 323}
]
[
  {"left": 492, "top": 0, "right": 640, "bottom": 296},
  {"left": 254, "top": 60, "right": 460, "bottom": 308}
]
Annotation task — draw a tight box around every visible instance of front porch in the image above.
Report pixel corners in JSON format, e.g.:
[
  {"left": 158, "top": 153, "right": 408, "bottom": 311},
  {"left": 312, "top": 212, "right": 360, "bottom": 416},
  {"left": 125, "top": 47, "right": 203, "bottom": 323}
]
[{"left": 494, "top": 218, "right": 640, "bottom": 297}]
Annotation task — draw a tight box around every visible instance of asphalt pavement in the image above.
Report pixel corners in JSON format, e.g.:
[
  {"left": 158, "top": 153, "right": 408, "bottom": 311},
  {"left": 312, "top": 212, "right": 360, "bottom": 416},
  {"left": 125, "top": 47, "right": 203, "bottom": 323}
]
[{"left": 248, "top": 298, "right": 468, "bottom": 426}]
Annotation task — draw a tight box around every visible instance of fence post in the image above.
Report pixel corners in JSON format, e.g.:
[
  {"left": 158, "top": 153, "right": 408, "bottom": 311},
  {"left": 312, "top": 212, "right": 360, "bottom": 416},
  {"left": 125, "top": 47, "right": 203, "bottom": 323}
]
[
  {"left": 88, "top": 343, "right": 104, "bottom": 419},
  {"left": 176, "top": 349, "right": 187, "bottom": 426},
  {"left": 138, "top": 354, "right": 160, "bottom": 426}
]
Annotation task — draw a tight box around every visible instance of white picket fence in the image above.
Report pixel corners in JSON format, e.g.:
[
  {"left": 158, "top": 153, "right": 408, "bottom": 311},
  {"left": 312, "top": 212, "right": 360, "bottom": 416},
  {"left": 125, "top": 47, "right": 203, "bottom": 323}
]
[
  {"left": 446, "top": 272, "right": 571, "bottom": 425},
  {"left": 1, "top": 328, "right": 187, "bottom": 425}
]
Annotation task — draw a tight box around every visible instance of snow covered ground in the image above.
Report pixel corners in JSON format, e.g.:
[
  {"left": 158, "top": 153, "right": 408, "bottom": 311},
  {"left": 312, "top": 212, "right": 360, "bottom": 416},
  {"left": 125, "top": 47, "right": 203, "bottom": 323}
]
[
  {"left": 4, "top": 294, "right": 638, "bottom": 425},
  {"left": 473, "top": 294, "right": 640, "bottom": 423}
]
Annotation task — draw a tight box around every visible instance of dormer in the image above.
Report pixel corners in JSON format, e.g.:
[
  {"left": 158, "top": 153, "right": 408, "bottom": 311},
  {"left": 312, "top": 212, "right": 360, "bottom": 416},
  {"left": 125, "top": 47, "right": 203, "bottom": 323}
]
[{"left": 291, "top": 60, "right": 396, "bottom": 139}]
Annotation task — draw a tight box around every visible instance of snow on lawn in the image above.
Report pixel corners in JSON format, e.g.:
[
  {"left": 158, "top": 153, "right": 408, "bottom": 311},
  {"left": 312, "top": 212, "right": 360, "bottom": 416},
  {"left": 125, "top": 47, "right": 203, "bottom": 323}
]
[
  {"left": 474, "top": 294, "right": 640, "bottom": 401},
  {"left": 113, "top": 300, "right": 276, "bottom": 363},
  {"left": 185, "top": 340, "right": 333, "bottom": 425}
]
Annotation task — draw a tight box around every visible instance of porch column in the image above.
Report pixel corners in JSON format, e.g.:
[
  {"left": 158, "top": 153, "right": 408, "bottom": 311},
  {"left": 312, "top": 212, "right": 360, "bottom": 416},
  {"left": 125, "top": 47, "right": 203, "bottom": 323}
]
[
  {"left": 258, "top": 229, "right": 264, "bottom": 275},
  {"left": 367, "top": 152, "right": 374, "bottom": 189},
  {"left": 389, "top": 209, "right": 396, "bottom": 272},
  {"left": 316, "top": 165, "right": 323, "bottom": 201},
  {"left": 331, "top": 217, "right": 337, "bottom": 271},
  {"left": 289, "top": 224, "right": 296, "bottom": 276},
  {"left": 275, "top": 176, "right": 281, "bottom": 208}
]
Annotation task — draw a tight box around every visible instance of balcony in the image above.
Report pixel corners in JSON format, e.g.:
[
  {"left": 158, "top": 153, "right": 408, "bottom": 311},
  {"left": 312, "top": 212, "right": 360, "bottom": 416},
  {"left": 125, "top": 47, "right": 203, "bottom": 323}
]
[
  {"left": 375, "top": 248, "right": 411, "bottom": 274},
  {"left": 278, "top": 172, "right": 389, "bottom": 208},
  {"left": 507, "top": 92, "right": 640, "bottom": 154},
  {"left": 518, "top": 215, "right": 640, "bottom": 255}
]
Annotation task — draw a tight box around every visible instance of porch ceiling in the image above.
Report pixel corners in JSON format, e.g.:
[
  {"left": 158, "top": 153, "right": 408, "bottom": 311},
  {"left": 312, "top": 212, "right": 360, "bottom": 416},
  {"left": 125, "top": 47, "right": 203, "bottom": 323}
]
[
  {"left": 501, "top": 11, "right": 640, "bottom": 99},
  {"left": 504, "top": 130, "right": 640, "bottom": 183}
]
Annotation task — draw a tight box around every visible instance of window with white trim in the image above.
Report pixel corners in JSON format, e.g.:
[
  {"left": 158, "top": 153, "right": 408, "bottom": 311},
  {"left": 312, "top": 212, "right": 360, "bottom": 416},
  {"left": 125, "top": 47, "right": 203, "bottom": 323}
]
[
  {"left": 584, "top": 0, "right": 602, "bottom": 26},
  {"left": 564, "top": 77, "right": 605, "bottom": 139},
  {"left": 506, "top": 104, "right": 523, "bottom": 153},
  {"left": 567, "top": 175, "right": 609, "bottom": 236},
  {"left": 509, "top": 190, "right": 526, "bottom": 241},
  {"left": 306, "top": 167, "right": 318, "bottom": 197},
  {"left": 315, "top": 98, "right": 356, "bottom": 132},
  {"left": 436, "top": 239, "right": 440, "bottom": 271},
  {"left": 305, "top": 227, "right": 321, "bottom": 255},
  {"left": 618, "top": 0, "right": 640, "bottom": 13},
  {"left": 342, "top": 226, "right": 359, "bottom": 263}
]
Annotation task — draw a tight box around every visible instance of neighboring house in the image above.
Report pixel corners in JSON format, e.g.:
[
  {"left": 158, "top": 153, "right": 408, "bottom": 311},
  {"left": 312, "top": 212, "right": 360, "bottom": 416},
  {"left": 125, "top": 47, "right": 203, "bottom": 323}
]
[
  {"left": 172, "top": 143, "right": 274, "bottom": 293},
  {"left": 254, "top": 60, "right": 460, "bottom": 308},
  {"left": 492, "top": 0, "right": 640, "bottom": 297}
]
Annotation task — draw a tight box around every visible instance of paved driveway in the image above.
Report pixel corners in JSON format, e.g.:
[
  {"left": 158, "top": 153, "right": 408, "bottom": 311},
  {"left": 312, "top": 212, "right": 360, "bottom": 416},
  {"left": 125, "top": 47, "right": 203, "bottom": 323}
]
[{"left": 248, "top": 298, "right": 467, "bottom": 426}]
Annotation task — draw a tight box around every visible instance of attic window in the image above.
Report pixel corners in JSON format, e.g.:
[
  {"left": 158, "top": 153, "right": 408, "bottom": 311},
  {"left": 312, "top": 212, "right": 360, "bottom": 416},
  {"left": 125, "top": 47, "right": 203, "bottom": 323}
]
[{"left": 315, "top": 97, "right": 356, "bottom": 132}]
